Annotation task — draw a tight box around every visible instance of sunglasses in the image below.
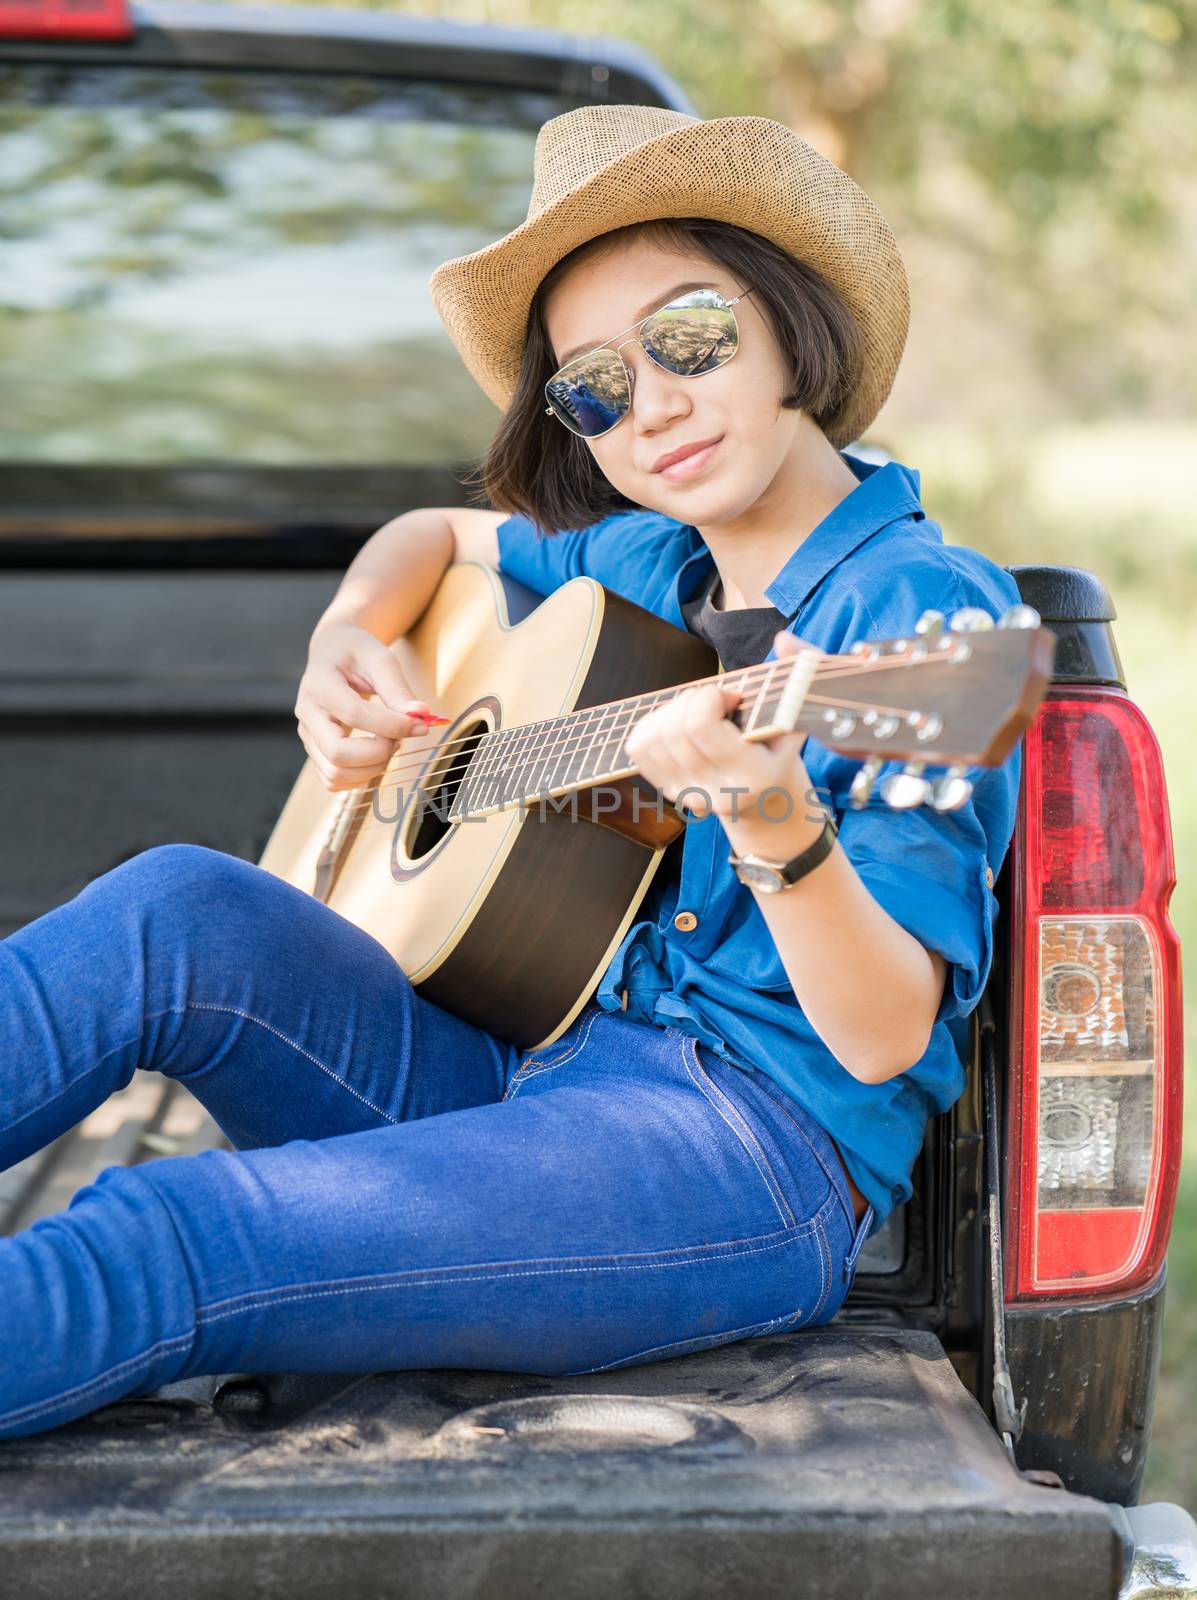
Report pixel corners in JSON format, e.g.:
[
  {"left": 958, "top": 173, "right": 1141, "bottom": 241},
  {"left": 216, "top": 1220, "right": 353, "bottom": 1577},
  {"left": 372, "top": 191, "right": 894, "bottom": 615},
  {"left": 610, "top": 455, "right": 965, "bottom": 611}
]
[{"left": 543, "top": 286, "right": 755, "bottom": 439}]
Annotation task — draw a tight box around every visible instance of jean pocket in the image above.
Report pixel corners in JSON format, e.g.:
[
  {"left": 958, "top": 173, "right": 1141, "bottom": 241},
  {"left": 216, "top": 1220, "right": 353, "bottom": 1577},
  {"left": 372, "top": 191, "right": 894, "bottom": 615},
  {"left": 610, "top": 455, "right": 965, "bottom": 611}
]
[
  {"left": 503, "top": 1003, "right": 601, "bottom": 1100},
  {"left": 679, "top": 1035, "right": 799, "bottom": 1230},
  {"left": 843, "top": 1202, "right": 876, "bottom": 1287}
]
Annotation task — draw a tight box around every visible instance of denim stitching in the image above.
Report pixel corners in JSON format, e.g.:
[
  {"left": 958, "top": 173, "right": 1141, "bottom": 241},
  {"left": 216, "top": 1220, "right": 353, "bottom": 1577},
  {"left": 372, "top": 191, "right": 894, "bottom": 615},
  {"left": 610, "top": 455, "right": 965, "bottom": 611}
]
[
  {"left": 1, "top": 1003, "right": 202, "bottom": 1138},
  {"left": 573, "top": 1306, "right": 807, "bottom": 1373},
  {"left": 810, "top": 1212, "right": 826, "bottom": 1322},
  {"left": 196, "top": 1216, "right": 801, "bottom": 1309},
  {"left": 844, "top": 1204, "right": 875, "bottom": 1285},
  {"left": 679, "top": 1035, "right": 795, "bottom": 1229},
  {"left": 194, "top": 1216, "right": 807, "bottom": 1313},
  {"left": 502, "top": 1007, "right": 600, "bottom": 1100},
  {"left": 0, "top": 1329, "right": 194, "bottom": 1428},
  {"left": 745, "top": 1077, "right": 858, "bottom": 1235},
  {"left": 811, "top": 1214, "right": 832, "bottom": 1322},
  {"left": 192, "top": 1212, "right": 836, "bottom": 1326},
  {"left": 184, "top": 1002, "right": 399, "bottom": 1125}
]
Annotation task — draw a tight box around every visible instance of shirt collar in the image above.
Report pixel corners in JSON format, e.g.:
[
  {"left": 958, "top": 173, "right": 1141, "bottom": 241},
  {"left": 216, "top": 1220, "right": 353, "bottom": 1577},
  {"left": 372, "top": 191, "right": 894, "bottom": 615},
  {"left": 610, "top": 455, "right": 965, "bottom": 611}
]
[
  {"left": 761, "top": 453, "right": 925, "bottom": 617},
  {"left": 668, "top": 452, "right": 925, "bottom": 627}
]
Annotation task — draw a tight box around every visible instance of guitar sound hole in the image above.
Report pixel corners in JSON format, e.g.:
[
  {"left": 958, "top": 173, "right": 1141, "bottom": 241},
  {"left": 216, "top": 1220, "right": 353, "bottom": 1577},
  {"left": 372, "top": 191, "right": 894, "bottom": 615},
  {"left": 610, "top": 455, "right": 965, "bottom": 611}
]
[{"left": 406, "top": 719, "right": 490, "bottom": 860}]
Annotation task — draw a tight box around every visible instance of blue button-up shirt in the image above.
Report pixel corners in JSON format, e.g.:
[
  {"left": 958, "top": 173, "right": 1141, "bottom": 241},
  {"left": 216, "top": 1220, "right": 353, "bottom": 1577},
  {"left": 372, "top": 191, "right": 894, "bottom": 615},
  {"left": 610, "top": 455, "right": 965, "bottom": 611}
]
[{"left": 495, "top": 452, "right": 1023, "bottom": 1231}]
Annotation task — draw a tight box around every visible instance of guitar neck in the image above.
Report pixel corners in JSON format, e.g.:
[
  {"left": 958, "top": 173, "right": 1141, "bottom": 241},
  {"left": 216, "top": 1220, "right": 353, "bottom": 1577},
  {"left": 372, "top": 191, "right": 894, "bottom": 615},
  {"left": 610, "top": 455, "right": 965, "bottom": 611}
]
[
  {"left": 444, "top": 612, "right": 1053, "bottom": 822},
  {"left": 450, "top": 648, "right": 821, "bottom": 818}
]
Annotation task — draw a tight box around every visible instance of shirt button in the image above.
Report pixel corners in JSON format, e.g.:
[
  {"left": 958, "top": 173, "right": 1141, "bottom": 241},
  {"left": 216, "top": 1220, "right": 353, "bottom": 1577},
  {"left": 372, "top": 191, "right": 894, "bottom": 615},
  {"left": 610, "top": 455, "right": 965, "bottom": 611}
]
[
  {"left": 985, "top": 865, "right": 995, "bottom": 889},
  {"left": 673, "top": 911, "right": 699, "bottom": 932}
]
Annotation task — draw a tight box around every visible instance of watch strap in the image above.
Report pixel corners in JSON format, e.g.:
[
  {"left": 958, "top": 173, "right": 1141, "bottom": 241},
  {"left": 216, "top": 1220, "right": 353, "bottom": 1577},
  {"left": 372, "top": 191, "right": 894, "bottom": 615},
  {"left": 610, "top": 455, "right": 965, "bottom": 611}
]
[{"left": 728, "top": 815, "right": 838, "bottom": 889}]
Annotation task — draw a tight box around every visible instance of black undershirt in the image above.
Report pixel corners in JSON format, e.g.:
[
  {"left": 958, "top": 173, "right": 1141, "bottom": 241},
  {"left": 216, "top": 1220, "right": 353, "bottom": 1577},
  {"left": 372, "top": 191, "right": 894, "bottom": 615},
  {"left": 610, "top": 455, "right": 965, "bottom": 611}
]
[
  {"left": 648, "top": 565, "right": 795, "bottom": 898},
  {"left": 679, "top": 563, "right": 790, "bottom": 671}
]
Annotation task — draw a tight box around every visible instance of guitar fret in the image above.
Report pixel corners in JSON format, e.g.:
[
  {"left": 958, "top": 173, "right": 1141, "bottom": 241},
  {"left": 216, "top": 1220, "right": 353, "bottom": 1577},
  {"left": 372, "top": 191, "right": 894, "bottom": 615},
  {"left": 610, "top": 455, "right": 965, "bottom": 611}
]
[
  {"left": 578, "top": 701, "right": 616, "bottom": 785},
  {"left": 482, "top": 728, "right": 511, "bottom": 812},
  {"left": 593, "top": 689, "right": 669, "bottom": 781},
  {"left": 476, "top": 662, "right": 802, "bottom": 819},
  {"left": 461, "top": 730, "right": 496, "bottom": 819},
  {"left": 505, "top": 718, "right": 536, "bottom": 808},
  {"left": 499, "top": 726, "right": 528, "bottom": 810},
  {"left": 450, "top": 733, "right": 483, "bottom": 822},
  {"left": 523, "top": 718, "right": 560, "bottom": 803},
  {"left": 555, "top": 704, "right": 594, "bottom": 795},
  {"left": 543, "top": 710, "right": 576, "bottom": 797},
  {"left": 742, "top": 660, "right": 782, "bottom": 734},
  {"left": 525, "top": 719, "right": 555, "bottom": 801}
]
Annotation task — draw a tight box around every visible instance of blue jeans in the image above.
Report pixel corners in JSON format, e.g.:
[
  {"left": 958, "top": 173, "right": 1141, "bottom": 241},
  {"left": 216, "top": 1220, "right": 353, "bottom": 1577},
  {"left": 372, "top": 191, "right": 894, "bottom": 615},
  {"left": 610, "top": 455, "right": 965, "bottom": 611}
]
[{"left": 0, "top": 844, "right": 874, "bottom": 1440}]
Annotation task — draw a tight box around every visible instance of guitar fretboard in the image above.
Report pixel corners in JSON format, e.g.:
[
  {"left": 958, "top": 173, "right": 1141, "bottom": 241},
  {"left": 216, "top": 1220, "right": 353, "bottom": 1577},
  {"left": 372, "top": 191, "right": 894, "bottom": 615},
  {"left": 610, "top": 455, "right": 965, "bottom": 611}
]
[{"left": 448, "top": 658, "right": 799, "bottom": 819}]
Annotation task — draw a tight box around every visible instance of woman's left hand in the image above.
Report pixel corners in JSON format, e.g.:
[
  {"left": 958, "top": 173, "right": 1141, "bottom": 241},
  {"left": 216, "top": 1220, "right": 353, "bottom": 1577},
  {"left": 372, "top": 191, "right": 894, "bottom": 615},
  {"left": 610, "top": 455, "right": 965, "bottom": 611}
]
[{"left": 624, "top": 629, "right": 823, "bottom": 825}]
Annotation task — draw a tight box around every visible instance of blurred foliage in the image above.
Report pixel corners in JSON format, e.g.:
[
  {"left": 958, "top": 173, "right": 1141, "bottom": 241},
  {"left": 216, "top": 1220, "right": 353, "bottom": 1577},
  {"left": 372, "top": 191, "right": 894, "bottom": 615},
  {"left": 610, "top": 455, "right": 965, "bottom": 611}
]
[{"left": 309, "top": 0, "right": 1197, "bottom": 426}]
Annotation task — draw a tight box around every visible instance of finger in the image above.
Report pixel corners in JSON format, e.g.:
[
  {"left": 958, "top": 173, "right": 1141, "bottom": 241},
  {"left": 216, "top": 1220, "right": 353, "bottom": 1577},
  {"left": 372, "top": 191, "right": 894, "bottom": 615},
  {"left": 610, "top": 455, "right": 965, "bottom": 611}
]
[
  {"left": 305, "top": 705, "right": 399, "bottom": 771},
  {"left": 677, "top": 686, "right": 751, "bottom": 767},
  {"left": 343, "top": 666, "right": 375, "bottom": 697},
  {"left": 297, "top": 724, "right": 347, "bottom": 791},
  {"left": 624, "top": 706, "right": 666, "bottom": 764},
  {"left": 680, "top": 682, "right": 741, "bottom": 736},
  {"left": 301, "top": 673, "right": 428, "bottom": 741},
  {"left": 625, "top": 725, "right": 687, "bottom": 804},
  {"left": 773, "top": 629, "right": 827, "bottom": 673},
  {"left": 349, "top": 637, "right": 435, "bottom": 717},
  {"left": 639, "top": 695, "right": 715, "bottom": 812},
  {"left": 652, "top": 719, "right": 719, "bottom": 813}
]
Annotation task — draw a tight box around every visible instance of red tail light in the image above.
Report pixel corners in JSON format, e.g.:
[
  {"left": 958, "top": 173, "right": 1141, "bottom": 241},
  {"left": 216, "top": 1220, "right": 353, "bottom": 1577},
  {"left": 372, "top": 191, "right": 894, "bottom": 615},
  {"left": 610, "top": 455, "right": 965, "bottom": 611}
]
[
  {"left": 1006, "top": 689, "right": 1182, "bottom": 1301},
  {"left": 0, "top": 0, "right": 133, "bottom": 38}
]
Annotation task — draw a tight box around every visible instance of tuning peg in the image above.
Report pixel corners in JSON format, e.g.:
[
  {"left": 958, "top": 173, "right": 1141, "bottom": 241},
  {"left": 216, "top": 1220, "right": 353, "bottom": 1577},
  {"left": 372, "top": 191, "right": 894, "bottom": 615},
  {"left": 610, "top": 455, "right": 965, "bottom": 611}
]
[
  {"left": 927, "top": 764, "right": 974, "bottom": 812},
  {"left": 914, "top": 608, "right": 946, "bottom": 643},
  {"left": 849, "top": 755, "right": 885, "bottom": 810},
  {"left": 880, "top": 761, "right": 930, "bottom": 809},
  {"left": 948, "top": 607, "right": 995, "bottom": 632},
  {"left": 998, "top": 602, "right": 1041, "bottom": 630}
]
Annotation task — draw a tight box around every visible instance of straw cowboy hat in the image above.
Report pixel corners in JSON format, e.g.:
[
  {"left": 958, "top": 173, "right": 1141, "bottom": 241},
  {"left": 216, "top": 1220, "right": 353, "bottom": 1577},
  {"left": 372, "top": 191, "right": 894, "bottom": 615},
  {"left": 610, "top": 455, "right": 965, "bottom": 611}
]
[{"left": 428, "top": 103, "right": 910, "bottom": 450}]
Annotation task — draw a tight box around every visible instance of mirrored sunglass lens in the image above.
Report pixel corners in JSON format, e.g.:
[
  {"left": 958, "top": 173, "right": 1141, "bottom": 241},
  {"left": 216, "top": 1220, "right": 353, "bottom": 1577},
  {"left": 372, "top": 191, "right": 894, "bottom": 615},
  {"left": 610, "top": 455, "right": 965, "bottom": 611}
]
[
  {"left": 546, "top": 349, "right": 630, "bottom": 436},
  {"left": 643, "top": 293, "right": 739, "bottom": 375}
]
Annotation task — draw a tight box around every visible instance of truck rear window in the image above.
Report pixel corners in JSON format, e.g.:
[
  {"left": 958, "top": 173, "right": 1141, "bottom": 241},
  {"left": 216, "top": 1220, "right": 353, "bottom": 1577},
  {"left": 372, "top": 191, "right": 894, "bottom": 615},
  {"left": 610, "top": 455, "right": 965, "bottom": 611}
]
[{"left": 0, "top": 62, "right": 570, "bottom": 541}]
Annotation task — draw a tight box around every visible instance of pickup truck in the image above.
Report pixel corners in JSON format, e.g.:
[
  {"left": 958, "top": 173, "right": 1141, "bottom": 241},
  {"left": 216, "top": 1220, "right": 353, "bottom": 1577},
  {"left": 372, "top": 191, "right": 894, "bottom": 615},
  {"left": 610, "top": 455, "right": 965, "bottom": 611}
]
[{"left": 0, "top": 3, "right": 1189, "bottom": 1596}]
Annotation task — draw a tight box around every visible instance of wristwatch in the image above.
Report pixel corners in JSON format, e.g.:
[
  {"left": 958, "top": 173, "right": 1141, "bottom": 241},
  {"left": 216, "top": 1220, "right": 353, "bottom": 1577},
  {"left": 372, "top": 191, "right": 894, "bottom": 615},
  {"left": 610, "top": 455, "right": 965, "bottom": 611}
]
[{"left": 727, "top": 816, "right": 838, "bottom": 894}]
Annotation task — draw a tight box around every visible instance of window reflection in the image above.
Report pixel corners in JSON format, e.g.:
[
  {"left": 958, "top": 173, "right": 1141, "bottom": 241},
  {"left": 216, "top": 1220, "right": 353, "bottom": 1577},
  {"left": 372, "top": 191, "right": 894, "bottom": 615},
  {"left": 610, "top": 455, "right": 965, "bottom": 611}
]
[{"left": 0, "top": 66, "right": 557, "bottom": 471}]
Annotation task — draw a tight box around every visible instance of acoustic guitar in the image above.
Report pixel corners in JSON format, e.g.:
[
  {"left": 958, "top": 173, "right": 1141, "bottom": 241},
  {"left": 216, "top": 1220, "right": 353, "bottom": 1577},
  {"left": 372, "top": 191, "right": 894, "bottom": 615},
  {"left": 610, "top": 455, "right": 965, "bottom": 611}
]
[{"left": 258, "top": 561, "right": 1055, "bottom": 1050}]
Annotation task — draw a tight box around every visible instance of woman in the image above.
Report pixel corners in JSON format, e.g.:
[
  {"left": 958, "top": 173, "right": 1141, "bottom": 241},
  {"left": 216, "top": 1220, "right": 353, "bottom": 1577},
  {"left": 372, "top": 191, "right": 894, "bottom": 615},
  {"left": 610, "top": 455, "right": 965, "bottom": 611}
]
[{"left": 0, "top": 106, "right": 1022, "bottom": 1439}]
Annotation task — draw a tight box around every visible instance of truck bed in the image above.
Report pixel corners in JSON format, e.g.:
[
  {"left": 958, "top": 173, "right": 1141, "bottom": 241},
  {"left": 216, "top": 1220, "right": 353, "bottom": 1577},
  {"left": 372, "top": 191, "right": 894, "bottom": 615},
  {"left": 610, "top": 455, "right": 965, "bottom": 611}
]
[{"left": 0, "top": 1317, "right": 1122, "bottom": 1600}]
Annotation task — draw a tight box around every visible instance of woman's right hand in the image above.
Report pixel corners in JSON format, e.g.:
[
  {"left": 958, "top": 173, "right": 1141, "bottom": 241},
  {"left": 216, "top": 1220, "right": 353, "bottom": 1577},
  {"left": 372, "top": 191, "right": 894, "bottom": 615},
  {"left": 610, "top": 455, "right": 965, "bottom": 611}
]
[{"left": 294, "top": 622, "right": 438, "bottom": 792}]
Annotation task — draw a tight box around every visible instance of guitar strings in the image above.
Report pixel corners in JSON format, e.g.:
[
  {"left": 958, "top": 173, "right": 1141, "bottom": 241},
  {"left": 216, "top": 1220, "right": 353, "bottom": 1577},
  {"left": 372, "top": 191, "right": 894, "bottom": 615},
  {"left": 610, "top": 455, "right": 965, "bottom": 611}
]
[
  {"left": 323, "top": 651, "right": 955, "bottom": 824},
  {"left": 336, "top": 689, "right": 934, "bottom": 840},
  {"left": 320, "top": 645, "right": 949, "bottom": 785},
  {"left": 321, "top": 649, "right": 956, "bottom": 827},
  {"left": 332, "top": 684, "right": 928, "bottom": 821}
]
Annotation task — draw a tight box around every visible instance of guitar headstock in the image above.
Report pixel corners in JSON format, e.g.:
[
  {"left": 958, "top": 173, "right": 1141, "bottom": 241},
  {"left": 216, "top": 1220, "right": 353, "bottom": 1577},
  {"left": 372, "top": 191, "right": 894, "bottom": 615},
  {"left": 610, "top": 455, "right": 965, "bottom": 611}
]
[{"left": 770, "top": 602, "right": 1056, "bottom": 813}]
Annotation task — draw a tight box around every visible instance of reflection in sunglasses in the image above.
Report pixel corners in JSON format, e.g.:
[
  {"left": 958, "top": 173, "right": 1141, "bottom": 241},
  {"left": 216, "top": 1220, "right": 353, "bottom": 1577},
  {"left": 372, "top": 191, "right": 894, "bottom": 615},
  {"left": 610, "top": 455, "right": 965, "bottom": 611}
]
[{"left": 544, "top": 289, "right": 751, "bottom": 438}]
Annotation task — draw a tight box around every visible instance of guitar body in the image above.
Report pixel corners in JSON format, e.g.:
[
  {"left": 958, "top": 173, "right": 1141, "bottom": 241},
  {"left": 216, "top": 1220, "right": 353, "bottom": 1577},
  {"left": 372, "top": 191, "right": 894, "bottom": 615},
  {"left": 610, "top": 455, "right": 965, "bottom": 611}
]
[{"left": 259, "top": 561, "right": 719, "bottom": 1051}]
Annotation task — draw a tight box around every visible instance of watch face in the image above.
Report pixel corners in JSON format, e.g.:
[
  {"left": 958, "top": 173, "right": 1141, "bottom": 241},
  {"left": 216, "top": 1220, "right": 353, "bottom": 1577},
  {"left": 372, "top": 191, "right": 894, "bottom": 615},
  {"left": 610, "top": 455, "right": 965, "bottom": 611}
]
[{"left": 736, "top": 860, "right": 786, "bottom": 894}]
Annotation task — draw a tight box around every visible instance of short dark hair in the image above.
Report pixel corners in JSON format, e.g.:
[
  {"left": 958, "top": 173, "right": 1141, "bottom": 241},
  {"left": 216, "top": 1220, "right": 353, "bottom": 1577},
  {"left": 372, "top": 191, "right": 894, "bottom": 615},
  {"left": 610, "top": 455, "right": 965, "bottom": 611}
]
[{"left": 461, "top": 216, "right": 863, "bottom": 538}]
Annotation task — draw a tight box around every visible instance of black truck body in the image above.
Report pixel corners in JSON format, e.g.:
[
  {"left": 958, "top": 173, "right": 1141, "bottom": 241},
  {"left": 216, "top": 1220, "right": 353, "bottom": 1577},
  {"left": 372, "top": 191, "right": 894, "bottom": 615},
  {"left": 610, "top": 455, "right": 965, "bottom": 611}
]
[{"left": 0, "top": 6, "right": 1189, "bottom": 1595}]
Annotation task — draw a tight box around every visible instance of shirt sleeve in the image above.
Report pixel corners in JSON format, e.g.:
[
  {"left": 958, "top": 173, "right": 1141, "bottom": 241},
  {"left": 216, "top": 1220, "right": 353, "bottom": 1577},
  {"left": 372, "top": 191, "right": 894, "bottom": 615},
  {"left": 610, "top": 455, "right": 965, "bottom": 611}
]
[
  {"left": 495, "top": 506, "right": 700, "bottom": 615},
  {"left": 796, "top": 559, "right": 1025, "bottom": 1029},
  {"left": 830, "top": 752, "right": 1019, "bottom": 1027},
  {"left": 495, "top": 512, "right": 605, "bottom": 596}
]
